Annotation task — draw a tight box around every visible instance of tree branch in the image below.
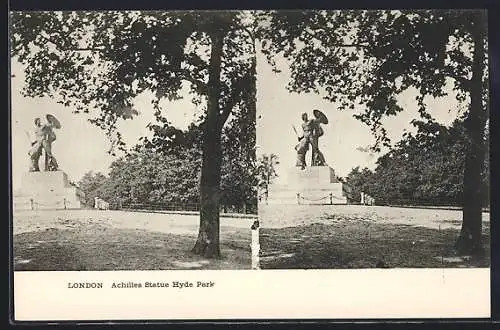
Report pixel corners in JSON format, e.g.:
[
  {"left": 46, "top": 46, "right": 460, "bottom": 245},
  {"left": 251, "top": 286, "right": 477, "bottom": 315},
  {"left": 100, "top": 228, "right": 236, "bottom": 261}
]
[
  {"left": 38, "top": 33, "right": 105, "bottom": 52},
  {"left": 333, "top": 43, "right": 369, "bottom": 48},
  {"left": 302, "top": 28, "right": 369, "bottom": 49},
  {"left": 218, "top": 74, "right": 250, "bottom": 129},
  {"left": 241, "top": 26, "right": 255, "bottom": 43},
  {"left": 178, "top": 69, "right": 208, "bottom": 95},
  {"left": 443, "top": 66, "right": 471, "bottom": 91},
  {"left": 226, "top": 21, "right": 256, "bottom": 43}
]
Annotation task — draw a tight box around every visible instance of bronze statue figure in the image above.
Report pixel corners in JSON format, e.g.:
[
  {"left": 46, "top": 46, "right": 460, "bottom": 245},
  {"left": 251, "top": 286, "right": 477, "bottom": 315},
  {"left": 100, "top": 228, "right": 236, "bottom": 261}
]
[
  {"left": 28, "top": 114, "right": 61, "bottom": 172},
  {"left": 311, "top": 109, "right": 327, "bottom": 166},
  {"left": 294, "top": 109, "right": 328, "bottom": 169}
]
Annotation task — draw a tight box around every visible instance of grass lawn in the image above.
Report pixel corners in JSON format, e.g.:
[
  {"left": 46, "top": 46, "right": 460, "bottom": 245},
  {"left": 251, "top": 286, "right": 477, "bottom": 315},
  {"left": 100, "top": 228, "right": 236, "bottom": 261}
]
[
  {"left": 259, "top": 221, "right": 490, "bottom": 269},
  {"left": 13, "top": 210, "right": 252, "bottom": 271}
]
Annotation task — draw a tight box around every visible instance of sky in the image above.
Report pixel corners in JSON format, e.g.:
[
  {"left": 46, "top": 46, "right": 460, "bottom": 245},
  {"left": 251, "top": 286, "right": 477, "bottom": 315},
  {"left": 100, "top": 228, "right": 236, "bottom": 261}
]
[
  {"left": 255, "top": 55, "right": 463, "bottom": 184},
  {"left": 10, "top": 47, "right": 463, "bottom": 190},
  {"left": 10, "top": 60, "right": 199, "bottom": 190}
]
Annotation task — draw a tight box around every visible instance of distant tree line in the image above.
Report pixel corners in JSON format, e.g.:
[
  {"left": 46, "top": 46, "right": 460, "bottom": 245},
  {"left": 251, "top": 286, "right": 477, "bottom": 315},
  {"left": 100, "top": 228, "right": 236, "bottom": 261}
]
[
  {"left": 345, "top": 119, "right": 489, "bottom": 207},
  {"left": 257, "top": 153, "right": 279, "bottom": 201},
  {"left": 78, "top": 109, "right": 257, "bottom": 214}
]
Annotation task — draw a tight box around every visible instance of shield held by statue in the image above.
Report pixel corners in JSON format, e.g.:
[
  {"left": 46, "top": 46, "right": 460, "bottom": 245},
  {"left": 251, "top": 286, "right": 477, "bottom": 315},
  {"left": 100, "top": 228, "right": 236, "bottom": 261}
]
[
  {"left": 46, "top": 114, "right": 62, "bottom": 129},
  {"left": 313, "top": 109, "right": 328, "bottom": 124}
]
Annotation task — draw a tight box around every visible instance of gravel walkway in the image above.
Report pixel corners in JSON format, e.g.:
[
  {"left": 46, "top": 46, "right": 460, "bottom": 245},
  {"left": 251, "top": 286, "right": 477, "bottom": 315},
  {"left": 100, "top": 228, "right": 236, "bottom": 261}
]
[{"left": 258, "top": 204, "right": 490, "bottom": 230}]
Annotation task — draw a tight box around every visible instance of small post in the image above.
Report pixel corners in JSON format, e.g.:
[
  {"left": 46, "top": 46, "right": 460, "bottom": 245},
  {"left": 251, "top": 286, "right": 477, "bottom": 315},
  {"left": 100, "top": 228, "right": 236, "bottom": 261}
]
[
  {"left": 361, "top": 192, "right": 365, "bottom": 205},
  {"left": 44, "top": 151, "right": 49, "bottom": 171},
  {"left": 297, "top": 193, "right": 300, "bottom": 205},
  {"left": 439, "top": 224, "right": 444, "bottom": 266},
  {"left": 330, "top": 193, "right": 333, "bottom": 205},
  {"left": 63, "top": 198, "right": 67, "bottom": 209},
  {"left": 251, "top": 220, "right": 260, "bottom": 270},
  {"left": 30, "top": 198, "right": 34, "bottom": 210}
]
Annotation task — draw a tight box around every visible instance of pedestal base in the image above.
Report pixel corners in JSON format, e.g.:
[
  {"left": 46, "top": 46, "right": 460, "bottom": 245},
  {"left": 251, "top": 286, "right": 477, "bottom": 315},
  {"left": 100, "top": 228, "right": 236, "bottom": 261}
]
[
  {"left": 13, "top": 171, "right": 84, "bottom": 210},
  {"left": 266, "top": 166, "right": 349, "bottom": 205}
]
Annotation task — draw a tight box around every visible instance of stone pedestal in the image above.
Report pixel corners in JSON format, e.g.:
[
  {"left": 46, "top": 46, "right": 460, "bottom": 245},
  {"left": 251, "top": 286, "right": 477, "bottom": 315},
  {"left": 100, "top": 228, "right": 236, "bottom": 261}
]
[
  {"left": 13, "top": 171, "right": 84, "bottom": 210},
  {"left": 266, "top": 166, "right": 348, "bottom": 205}
]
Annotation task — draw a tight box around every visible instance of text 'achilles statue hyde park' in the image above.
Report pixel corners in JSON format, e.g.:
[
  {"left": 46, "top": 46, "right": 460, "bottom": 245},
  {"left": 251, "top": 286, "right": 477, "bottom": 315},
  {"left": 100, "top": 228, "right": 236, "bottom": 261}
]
[{"left": 13, "top": 114, "right": 83, "bottom": 210}]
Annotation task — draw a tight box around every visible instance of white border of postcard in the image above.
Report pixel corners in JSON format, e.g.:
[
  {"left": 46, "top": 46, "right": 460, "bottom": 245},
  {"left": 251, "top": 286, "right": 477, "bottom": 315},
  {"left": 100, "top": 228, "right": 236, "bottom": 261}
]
[{"left": 14, "top": 268, "right": 490, "bottom": 320}]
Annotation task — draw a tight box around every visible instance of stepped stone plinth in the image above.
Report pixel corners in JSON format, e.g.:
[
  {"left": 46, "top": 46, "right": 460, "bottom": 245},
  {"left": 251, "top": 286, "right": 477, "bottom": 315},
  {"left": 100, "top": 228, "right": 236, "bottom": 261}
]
[
  {"left": 13, "top": 171, "right": 84, "bottom": 210},
  {"left": 265, "top": 166, "right": 349, "bottom": 205}
]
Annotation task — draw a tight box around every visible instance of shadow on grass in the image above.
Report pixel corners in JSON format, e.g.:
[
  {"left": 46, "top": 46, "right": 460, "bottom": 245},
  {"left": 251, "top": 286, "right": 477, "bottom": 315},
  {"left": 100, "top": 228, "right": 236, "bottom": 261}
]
[
  {"left": 259, "top": 221, "right": 490, "bottom": 269},
  {"left": 14, "top": 225, "right": 251, "bottom": 271}
]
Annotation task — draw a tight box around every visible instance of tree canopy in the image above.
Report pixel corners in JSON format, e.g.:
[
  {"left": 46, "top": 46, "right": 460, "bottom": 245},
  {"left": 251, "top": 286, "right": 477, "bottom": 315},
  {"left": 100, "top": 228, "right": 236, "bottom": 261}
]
[
  {"left": 77, "top": 171, "right": 108, "bottom": 207},
  {"left": 78, "top": 109, "right": 257, "bottom": 213},
  {"left": 11, "top": 11, "right": 256, "bottom": 151},
  {"left": 12, "top": 9, "right": 489, "bottom": 255},
  {"left": 258, "top": 10, "right": 487, "bottom": 149},
  {"left": 258, "top": 9, "right": 488, "bottom": 254},
  {"left": 345, "top": 119, "right": 489, "bottom": 207},
  {"left": 257, "top": 153, "right": 279, "bottom": 201},
  {"left": 11, "top": 10, "right": 258, "bottom": 258}
]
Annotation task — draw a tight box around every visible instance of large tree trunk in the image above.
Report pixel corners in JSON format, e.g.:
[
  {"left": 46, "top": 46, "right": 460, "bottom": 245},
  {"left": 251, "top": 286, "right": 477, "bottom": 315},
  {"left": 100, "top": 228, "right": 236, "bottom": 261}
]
[
  {"left": 192, "top": 30, "right": 225, "bottom": 258},
  {"left": 455, "top": 11, "right": 487, "bottom": 255}
]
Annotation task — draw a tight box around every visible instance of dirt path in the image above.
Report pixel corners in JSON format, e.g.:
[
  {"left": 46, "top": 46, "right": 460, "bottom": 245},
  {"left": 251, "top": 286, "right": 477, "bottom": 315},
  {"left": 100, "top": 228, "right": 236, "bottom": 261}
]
[
  {"left": 12, "top": 210, "right": 253, "bottom": 271},
  {"left": 258, "top": 204, "right": 490, "bottom": 230},
  {"left": 13, "top": 209, "right": 253, "bottom": 236}
]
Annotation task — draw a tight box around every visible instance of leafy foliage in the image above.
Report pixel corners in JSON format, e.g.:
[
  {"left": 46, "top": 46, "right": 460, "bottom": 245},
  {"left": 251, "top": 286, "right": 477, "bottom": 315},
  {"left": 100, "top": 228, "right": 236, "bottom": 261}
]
[
  {"left": 77, "top": 171, "right": 109, "bottom": 207},
  {"left": 257, "top": 153, "right": 279, "bottom": 200},
  {"left": 11, "top": 10, "right": 259, "bottom": 257},
  {"left": 258, "top": 9, "right": 488, "bottom": 253},
  {"left": 105, "top": 146, "right": 201, "bottom": 206},
  {"left": 346, "top": 119, "right": 489, "bottom": 207},
  {"left": 81, "top": 107, "right": 257, "bottom": 213},
  {"left": 344, "top": 166, "right": 375, "bottom": 204},
  {"left": 220, "top": 108, "right": 258, "bottom": 213},
  {"left": 257, "top": 10, "right": 488, "bottom": 150},
  {"left": 11, "top": 11, "right": 256, "bottom": 153}
]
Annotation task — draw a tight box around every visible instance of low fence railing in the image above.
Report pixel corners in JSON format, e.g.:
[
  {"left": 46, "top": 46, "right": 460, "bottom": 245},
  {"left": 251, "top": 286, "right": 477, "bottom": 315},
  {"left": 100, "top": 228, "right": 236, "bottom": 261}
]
[
  {"left": 297, "top": 193, "right": 346, "bottom": 205},
  {"left": 350, "top": 196, "right": 490, "bottom": 212},
  {"left": 108, "top": 202, "right": 258, "bottom": 215},
  {"left": 13, "top": 198, "right": 80, "bottom": 210}
]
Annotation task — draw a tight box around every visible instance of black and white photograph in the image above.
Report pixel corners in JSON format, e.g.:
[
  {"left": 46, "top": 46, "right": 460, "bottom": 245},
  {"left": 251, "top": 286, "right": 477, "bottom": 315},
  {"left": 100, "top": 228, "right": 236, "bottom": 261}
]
[
  {"left": 11, "top": 10, "right": 258, "bottom": 272},
  {"left": 9, "top": 8, "right": 491, "bottom": 321},
  {"left": 256, "top": 10, "right": 490, "bottom": 270}
]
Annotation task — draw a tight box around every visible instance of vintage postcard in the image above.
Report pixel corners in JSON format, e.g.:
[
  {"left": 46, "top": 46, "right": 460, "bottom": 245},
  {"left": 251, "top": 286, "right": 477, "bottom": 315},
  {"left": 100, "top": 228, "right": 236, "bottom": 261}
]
[{"left": 10, "top": 9, "right": 490, "bottom": 321}]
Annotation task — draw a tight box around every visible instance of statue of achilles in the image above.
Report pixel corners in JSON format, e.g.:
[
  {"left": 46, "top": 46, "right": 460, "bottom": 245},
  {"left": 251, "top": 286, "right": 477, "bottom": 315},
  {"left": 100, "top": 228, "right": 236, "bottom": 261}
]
[
  {"left": 294, "top": 109, "right": 328, "bottom": 169},
  {"left": 28, "top": 114, "right": 61, "bottom": 172}
]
